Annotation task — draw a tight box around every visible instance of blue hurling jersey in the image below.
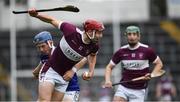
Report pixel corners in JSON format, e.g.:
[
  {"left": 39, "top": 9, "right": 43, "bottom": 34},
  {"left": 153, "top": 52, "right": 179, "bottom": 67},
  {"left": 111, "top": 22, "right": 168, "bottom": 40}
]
[{"left": 40, "top": 54, "right": 80, "bottom": 91}]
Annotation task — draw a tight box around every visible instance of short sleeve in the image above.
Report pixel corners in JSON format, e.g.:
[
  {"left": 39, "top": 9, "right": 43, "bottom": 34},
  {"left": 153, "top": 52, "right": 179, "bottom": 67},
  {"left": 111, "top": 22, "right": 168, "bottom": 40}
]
[
  {"left": 111, "top": 49, "right": 122, "bottom": 65},
  {"left": 147, "top": 47, "right": 158, "bottom": 63},
  {"left": 59, "top": 22, "right": 76, "bottom": 37}
]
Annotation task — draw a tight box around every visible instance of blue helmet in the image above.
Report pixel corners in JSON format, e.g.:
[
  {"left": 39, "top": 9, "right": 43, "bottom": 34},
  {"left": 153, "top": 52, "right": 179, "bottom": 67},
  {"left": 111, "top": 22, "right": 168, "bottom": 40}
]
[{"left": 33, "top": 31, "right": 52, "bottom": 45}]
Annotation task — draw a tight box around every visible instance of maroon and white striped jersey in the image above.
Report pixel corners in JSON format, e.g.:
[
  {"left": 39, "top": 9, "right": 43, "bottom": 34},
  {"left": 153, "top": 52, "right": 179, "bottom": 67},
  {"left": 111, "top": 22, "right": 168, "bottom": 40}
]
[
  {"left": 110, "top": 42, "right": 158, "bottom": 89},
  {"left": 41, "top": 22, "right": 99, "bottom": 76}
]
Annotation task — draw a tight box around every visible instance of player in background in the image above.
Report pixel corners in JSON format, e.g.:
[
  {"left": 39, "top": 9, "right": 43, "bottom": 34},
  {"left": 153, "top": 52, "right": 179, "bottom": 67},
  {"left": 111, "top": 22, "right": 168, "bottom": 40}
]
[
  {"left": 32, "top": 31, "right": 88, "bottom": 102},
  {"left": 156, "top": 68, "right": 177, "bottom": 102},
  {"left": 28, "top": 8, "right": 104, "bottom": 101},
  {"left": 103, "top": 26, "right": 163, "bottom": 102}
]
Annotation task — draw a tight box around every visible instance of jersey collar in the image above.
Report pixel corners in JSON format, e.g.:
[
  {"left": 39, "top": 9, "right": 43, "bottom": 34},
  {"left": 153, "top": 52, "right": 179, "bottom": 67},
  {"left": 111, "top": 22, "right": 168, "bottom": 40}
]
[{"left": 128, "top": 42, "right": 140, "bottom": 50}]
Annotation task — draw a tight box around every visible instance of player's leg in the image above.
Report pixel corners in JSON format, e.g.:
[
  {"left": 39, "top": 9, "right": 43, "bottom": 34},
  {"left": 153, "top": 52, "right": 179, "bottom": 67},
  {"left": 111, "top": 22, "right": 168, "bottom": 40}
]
[
  {"left": 113, "top": 96, "right": 127, "bottom": 102},
  {"left": 126, "top": 87, "right": 146, "bottom": 102},
  {"left": 38, "top": 70, "right": 55, "bottom": 101},
  {"left": 38, "top": 81, "right": 54, "bottom": 101},
  {"left": 38, "top": 67, "right": 67, "bottom": 101},
  {"left": 51, "top": 90, "right": 65, "bottom": 101},
  {"left": 63, "top": 91, "right": 80, "bottom": 102},
  {"left": 49, "top": 67, "right": 69, "bottom": 101},
  {"left": 51, "top": 82, "right": 69, "bottom": 101},
  {"left": 113, "top": 84, "right": 128, "bottom": 102}
]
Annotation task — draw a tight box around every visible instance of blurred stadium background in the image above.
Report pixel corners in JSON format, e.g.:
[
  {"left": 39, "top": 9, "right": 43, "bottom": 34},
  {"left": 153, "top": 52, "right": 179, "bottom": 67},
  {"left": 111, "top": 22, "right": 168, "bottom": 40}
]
[{"left": 0, "top": 0, "right": 180, "bottom": 101}]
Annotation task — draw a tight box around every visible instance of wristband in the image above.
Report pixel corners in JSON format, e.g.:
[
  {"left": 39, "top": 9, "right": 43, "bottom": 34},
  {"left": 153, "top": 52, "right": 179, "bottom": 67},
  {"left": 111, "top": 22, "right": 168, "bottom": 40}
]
[{"left": 72, "top": 67, "right": 77, "bottom": 73}]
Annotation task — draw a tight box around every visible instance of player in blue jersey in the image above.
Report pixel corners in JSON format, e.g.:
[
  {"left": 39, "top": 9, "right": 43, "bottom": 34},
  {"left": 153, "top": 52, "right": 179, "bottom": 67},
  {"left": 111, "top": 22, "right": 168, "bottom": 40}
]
[
  {"left": 28, "top": 8, "right": 104, "bottom": 101},
  {"left": 32, "top": 31, "right": 88, "bottom": 102}
]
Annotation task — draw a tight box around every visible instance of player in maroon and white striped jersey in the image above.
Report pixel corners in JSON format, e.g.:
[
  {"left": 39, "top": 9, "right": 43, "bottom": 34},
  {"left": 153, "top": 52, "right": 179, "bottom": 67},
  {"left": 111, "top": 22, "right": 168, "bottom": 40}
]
[
  {"left": 156, "top": 69, "right": 177, "bottom": 102},
  {"left": 104, "top": 26, "right": 163, "bottom": 102},
  {"left": 32, "top": 31, "right": 88, "bottom": 102},
  {"left": 28, "top": 8, "right": 104, "bottom": 101}
]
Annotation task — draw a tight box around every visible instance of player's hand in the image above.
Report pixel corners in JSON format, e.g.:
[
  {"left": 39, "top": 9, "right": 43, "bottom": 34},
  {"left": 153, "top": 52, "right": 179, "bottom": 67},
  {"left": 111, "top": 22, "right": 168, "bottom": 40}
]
[
  {"left": 82, "top": 71, "right": 92, "bottom": 81},
  {"left": 28, "top": 8, "right": 38, "bottom": 17},
  {"left": 102, "top": 81, "right": 112, "bottom": 88},
  {"left": 143, "top": 73, "right": 151, "bottom": 80},
  {"left": 63, "top": 70, "right": 75, "bottom": 81},
  {"left": 32, "top": 70, "right": 39, "bottom": 79}
]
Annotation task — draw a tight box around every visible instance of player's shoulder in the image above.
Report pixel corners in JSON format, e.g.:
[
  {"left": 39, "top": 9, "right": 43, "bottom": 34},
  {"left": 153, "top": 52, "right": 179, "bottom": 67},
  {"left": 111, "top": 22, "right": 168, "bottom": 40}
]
[
  {"left": 114, "top": 44, "right": 129, "bottom": 53},
  {"left": 139, "top": 43, "right": 149, "bottom": 48},
  {"left": 120, "top": 44, "right": 129, "bottom": 49},
  {"left": 60, "top": 21, "right": 78, "bottom": 30},
  {"left": 61, "top": 21, "right": 82, "bottom": 36},
  {"left": 119, "top": 44, "right": 131, "bottom": 51},
  {"left": 139, "top": 43, "right": 155, "bottom": 52}
]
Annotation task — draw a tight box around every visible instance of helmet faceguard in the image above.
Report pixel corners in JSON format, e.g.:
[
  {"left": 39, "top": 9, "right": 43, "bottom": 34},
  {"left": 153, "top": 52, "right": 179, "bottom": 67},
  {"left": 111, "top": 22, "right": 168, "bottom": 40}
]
[{"left": 33, "top": 31, "right": 53, "bottom": 48}]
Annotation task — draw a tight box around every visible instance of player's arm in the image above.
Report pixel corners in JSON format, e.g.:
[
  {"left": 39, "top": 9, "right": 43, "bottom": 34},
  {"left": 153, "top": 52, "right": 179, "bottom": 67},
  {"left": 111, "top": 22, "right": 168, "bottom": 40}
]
[
  {"left": 28, "top": 8, "right": 61, "bottom": 28},
  {"left": 103, "top": 62, "right": 115, "bottom": 88},
  {"left": 155, "top": 82, "right": 162, "bottom": 99},
  {"left": 81, "top": 53, "right": 97, "bottom": 80},
  {"left": 80, "top": 53, "right": 97, "bottom": 81},
  {"left": 74, "top": 57, "right": 88, "bottom": 71},
  {"left": 151, "top": 56, "right": 163, "bottom": 75},
  {"left": 171, "top": 84, "right": 177, "bottom": 97},
  {"left": 63, "top": 57, "right": 88, "bottom": 81},
  {"left": 32, "top": 62, "right": 43, "bottom": 79},
  {"left": 87, "top": 53, "right": 97, "bottom": 76}
]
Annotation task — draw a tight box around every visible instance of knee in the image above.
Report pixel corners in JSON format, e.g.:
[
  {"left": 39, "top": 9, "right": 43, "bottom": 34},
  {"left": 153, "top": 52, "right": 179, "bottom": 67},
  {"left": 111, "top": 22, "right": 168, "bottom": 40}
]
[
  {"left": 113, "top": 96, "right": 127, "bottom": 102},
  {"left": 38, "top": 96, "right": 51, "bottom": 102}
]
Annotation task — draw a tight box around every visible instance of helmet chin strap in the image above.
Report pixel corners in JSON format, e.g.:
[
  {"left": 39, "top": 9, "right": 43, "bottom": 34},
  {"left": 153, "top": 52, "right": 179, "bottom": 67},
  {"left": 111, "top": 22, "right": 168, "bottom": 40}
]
[{"left": 47, "top": 40, "right": 53, "bottom": 48}]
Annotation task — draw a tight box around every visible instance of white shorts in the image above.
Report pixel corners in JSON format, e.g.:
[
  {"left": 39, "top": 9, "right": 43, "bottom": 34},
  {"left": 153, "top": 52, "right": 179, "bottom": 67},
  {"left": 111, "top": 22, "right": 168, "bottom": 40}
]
[
  {"left": 39, "top": 67, "right": 69, "bottom": 93},
  {"left": 114, "top": 84, "right": 147, "bottom": 102},
  {"left": 159, "top": 95, "right": 172, "bottom": 101},
  {"left": 63, "top": 91, "right": 80, "bottom": 102}
]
